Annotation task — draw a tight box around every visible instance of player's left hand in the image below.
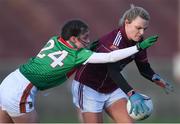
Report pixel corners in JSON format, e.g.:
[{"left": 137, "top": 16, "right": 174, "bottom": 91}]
[
  {"left": 137, "top": 35, "right": 158, "bottom": 50},
  {"left": 152, "top": 74, "right": 174, "bottom": 94},
  {"left": 128, "top": 91, "right": 150, "bottom": 116}
]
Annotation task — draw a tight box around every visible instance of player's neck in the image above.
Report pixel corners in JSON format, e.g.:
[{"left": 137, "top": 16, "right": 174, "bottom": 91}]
[
  {"left": 67, "top": 41, "right": 78, "bottom": 49},
  {"left": 58, "top": 37, "right": 78, "bottom": 50}
]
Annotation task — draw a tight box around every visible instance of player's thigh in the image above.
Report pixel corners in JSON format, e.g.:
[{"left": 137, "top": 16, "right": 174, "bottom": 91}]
[
  {"left": 104, "top": 88, "right": 132, "bottom": 123},
  {"left": 76, "top": 106, "right": 103, "bottom": 123},
  {"left": 105, "top": 98, "right": 133, "bottom": 123},
  {"left": 11, "top": 110, "right": 39, "bottom": 123},
  {"left": 82, "top": 111, "right": 103, "bottom": 123},
  {"left": 0, "top": 107, "right": 14, "bottom": 123},
  {"left": 76, "top": 107, "right": 83, "bottom": 122}
]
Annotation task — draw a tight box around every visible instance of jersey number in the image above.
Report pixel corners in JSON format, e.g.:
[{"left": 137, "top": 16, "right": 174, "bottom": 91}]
[{"left": 37, "top": 39, "right": 68, "bottom": 68}]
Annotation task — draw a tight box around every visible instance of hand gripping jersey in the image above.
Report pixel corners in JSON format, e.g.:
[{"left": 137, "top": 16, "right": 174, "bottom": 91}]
[{"left": 19, "top": 36, "right": 93, "bottom": 90}]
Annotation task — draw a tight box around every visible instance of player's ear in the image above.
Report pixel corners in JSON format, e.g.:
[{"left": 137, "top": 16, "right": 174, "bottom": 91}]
[{"left": 69, "top": 36, "right": 77, "bottom": 43}]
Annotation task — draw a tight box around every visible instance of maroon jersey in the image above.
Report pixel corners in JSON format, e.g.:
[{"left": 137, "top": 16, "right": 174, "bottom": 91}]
[{"left": 75, "top": 26, "right": 150, "bottom": 93}]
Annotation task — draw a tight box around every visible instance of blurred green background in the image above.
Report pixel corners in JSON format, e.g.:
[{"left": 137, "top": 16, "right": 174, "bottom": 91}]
[{"left": 0, "top": 0, "right": 179, "bottom": 123}]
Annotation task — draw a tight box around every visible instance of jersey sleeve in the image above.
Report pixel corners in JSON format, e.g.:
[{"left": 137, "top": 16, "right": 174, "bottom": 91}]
[
  {"left": 84, "top": 46, "right": 139, "bottom": 64},
  {"left": 135, "top": 50, "right": 155, "bottom": 81},
  {"left": 134, "top": 49, "right": 148, "bottom": 62},
  {"left": 107, "top": 62, "right": 133, "bottom": 94}
]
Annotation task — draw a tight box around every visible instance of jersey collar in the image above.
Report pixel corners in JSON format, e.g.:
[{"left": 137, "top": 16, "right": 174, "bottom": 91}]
[{"left": 58, "top": 37, "right": 75, "bottom": 49}]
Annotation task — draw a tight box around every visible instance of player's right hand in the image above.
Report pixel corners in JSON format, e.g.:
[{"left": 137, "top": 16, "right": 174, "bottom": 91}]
[
  {"left": 152, "top": 74, "right": 174, "bottom": 94},
  {"left": 129, "top": 91, "right": 149, "bottom": 116},
  {"left": 137, "top": 35, "right": 158, "bottom": 50}
]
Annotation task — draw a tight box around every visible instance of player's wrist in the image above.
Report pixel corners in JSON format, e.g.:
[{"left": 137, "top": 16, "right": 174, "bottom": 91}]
[
  {"left": 127, "top": 90, "right": 136, "bottom": 97},
  {"left": 152, "top": 74, "right": 161, "bottom": 81},
  {"left": 152, "top": 74, "right": 165, "bottom": 87},
  {"left": 136, "top": 43, "right": 142, "bottom": 51}
]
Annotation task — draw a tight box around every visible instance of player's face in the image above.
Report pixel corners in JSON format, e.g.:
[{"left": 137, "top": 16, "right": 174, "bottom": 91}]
[
  {"left": 76, "top": 31, "right": 90, "bottom": 49},
  {"left": 125, "top": 16, "right": 149, "bottom": 42}
]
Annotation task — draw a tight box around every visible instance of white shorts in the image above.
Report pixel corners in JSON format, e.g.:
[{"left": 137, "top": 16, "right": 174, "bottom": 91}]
[
  {"left": 0, "top": 69, "right": 38, "bottom": 117},
  {"left": 71, "top": 80, "right": 128, "bottom": 113}
]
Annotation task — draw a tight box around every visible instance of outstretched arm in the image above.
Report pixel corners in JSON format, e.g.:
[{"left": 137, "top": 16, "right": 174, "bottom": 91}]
[
  {"left": 136, "top": 61, "right": 174, "bottom": 94},
  {"left": 84, "top": 35, "right": 158, "bottom": 64},
  {"left": 107, "top": 62, "right": 150, "bottom": 116},
  {"left": 85, "top": 46, "right": 138, "bottom": 64}
]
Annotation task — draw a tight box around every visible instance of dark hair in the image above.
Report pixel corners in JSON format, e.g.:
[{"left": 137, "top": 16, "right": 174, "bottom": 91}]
[{"left": 61, "top": 20, "right": 89, "bottom": 40}]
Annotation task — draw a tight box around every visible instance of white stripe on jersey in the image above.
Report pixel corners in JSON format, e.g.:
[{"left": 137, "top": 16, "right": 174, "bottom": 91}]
[{"left": 113, "top": 31, "right": 122, "bottom": 46}]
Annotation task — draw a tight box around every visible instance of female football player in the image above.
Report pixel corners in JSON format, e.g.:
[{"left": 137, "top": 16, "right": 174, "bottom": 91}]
[{"left": 71, "top": 5, "right": 173, "bottom": 123}]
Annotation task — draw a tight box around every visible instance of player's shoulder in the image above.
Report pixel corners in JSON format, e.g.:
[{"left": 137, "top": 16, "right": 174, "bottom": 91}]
[
  {"left": 78, "top": 48, "right": 92, "bottom": 54},
  {"left": 102, "top": 28, "right": 119, "bottom": 38},
  {"left": 76, "top": 48, "right": 93, "bottom": 59},
  {"left": 50, "top": 35, "right": 59, "bottom": 41}
]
